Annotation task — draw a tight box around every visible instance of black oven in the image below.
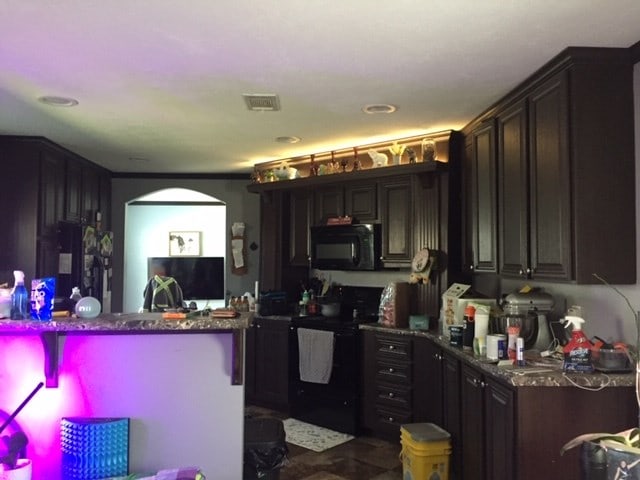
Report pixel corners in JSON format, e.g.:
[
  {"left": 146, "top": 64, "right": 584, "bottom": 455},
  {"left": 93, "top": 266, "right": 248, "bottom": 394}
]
[
  {"left": 288, "top": 286, "right": 382, "bottom": 435},
  {"left": 289, "top": 319, "right": 360, "bottom": 434}
]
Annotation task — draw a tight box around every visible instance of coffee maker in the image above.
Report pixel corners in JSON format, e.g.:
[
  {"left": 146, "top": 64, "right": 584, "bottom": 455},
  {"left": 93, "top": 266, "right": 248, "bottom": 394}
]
[{"left": 500, "top": 288, "right": 556, "bottom": 351}]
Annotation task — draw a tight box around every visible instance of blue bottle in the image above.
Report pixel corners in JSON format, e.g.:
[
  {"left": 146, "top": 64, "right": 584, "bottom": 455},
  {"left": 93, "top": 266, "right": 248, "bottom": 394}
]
[{"left": 10, "top": 270, "right": 30, "bottom": 320}]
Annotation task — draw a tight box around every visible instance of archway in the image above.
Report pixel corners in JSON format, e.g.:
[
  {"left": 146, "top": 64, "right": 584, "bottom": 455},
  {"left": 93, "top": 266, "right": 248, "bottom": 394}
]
[{"left": 122, "top": 188, "right": 226, "bottom": 313}]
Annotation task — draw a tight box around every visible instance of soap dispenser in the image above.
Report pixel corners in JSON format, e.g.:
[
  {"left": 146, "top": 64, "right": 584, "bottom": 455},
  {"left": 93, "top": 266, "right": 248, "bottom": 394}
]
[{"left": 10, "top": 270, "right": 30, "bottom": 320}]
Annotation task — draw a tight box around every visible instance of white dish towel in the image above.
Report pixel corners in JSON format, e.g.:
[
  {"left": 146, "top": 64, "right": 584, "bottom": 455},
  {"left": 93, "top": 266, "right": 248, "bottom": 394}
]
[{"left": 297, "top": 328, "right": 335, "bottom": 384}]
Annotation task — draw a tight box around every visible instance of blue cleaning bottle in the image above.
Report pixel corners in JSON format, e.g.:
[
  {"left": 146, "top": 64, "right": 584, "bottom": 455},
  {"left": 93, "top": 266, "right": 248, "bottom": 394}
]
[{"left": 10, "top": 270, "right": 30, "bottom": 320}]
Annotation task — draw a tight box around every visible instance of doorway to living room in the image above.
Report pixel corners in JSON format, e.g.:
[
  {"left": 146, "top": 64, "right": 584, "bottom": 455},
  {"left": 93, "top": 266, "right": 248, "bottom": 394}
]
[{"left": 122, "top": 187, "right": 226, "bottom": 313}]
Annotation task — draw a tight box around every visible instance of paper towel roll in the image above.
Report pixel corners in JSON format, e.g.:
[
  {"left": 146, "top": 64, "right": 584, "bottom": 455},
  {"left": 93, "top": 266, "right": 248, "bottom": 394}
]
[{"left": 475, "top": 310, "right": 490, "bottom": 339}]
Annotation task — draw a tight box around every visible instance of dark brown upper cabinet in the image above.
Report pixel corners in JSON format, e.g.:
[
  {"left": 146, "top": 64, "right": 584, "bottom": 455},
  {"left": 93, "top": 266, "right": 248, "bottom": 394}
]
[
  {"left": 314, "top": 186, "right": 344, "bottom": 225},
  {"left": 378, "top": 176, "right": 413, "bottom": 267},
  {"left": 313, "top": 182, "right": 377, "bottom": 225},
  {"left": 0, "top": 136, "right": 111, "bottom": 282},
  {"left": 288, "top": 189, "right": 313, "bottom": 266},
  {"left": 345, "top": 182, "right": 377, "bottom": 223},
  {"left": 466, "top": 47, "right": 636, "bottom": 284},
  {"left": 470, "top": 120, "right": 498, "bottom": 273}
]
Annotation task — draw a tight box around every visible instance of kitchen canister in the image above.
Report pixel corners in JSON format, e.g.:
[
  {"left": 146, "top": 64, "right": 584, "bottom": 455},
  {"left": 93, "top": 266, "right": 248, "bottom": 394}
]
[{"left": 487, "top": 334, "right": 507, "bottom": 361}]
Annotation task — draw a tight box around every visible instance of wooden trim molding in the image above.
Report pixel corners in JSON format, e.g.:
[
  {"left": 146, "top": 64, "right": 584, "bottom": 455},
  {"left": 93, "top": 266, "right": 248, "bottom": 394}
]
[{"left": 630, "top": 39, "right": 640, "bottom": 64}]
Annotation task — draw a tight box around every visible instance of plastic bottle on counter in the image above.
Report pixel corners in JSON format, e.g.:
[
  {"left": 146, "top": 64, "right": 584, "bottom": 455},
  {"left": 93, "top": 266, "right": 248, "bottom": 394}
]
[
  {"left": 562, "top": 315, "right": 594, "bottom": 373},
  {"left": 10, "top": 270, "right": 30, "bottom": 320},
  {"left": 516, "top": 337, "right": 526, "bottom": 366},
  {"left": 462, "top": 304, "right": 475, "bottom": 351},
  {"left": 307, "top": 290, "right": 318, "bottom": 315},
  {"left": 473, "top": 307, "right": 490, "bottom": 357},
  {"left": 504, "top": 305, "right": 522, "bottom": 361},
  {"left": 70, "top": 287, "right": 82, "bottom": 307}
]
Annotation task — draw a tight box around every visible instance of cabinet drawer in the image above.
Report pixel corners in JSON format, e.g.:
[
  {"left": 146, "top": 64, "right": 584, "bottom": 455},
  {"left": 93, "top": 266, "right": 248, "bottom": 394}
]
[
  {"left": 376, "top": 382, "right": 412, "bottom": 410},
  {"left": 374, "top": 406, "right": 412, "bottom": 437},
  {"left": 375, "top": 334, "right": 412, "bottom": 360},
  {"left": 376, "top": 359, "right": 412, "bottom": 384}
]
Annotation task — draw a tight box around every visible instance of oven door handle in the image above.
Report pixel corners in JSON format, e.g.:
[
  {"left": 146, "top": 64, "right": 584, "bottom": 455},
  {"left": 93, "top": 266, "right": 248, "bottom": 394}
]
[{"left": 334, "top": 332, "right": 354, "bottom": 338}]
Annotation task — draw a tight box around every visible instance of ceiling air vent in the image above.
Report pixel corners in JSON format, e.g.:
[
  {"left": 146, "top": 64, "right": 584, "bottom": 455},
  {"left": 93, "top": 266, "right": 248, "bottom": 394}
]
[{"left": 243, "top": 94, "right": 281, "bottom": 111}]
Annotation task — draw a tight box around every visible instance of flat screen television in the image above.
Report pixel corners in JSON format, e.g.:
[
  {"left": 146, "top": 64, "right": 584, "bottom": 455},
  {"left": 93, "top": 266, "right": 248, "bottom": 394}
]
[{"left": 147, "top": 257, "right": 225, "bottom": 301}]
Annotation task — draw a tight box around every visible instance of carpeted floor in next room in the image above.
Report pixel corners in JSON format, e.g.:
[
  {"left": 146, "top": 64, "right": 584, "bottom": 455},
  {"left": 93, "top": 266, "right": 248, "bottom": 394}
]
[{"left": 245, "top": 405, "right": 403, "bottom": 480}]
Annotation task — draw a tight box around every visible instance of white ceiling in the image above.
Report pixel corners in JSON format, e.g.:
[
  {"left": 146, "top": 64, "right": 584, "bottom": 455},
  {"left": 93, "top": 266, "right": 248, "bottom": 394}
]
[{"left": 1, "top": 1, "right": 639, "bottom": 174}]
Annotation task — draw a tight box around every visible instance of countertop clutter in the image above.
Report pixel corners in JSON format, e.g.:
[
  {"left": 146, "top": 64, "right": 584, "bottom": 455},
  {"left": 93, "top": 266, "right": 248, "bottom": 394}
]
[{"left": 359, "top": 324, "right": 634, "bottom": 388}]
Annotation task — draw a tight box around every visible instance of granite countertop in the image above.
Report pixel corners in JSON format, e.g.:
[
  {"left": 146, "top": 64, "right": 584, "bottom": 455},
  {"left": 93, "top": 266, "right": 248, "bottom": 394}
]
[
  {"left": 360, "top": 323, "right": 635, "bottom": 388},
  {"left": 0, "top": 311, "right": 253, "bottom": 334}
]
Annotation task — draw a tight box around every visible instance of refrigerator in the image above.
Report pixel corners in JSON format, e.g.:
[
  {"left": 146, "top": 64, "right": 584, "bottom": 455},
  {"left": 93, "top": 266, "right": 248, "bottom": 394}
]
[{"left": 57, "top": 221, "right": 113, "bottom": 313}]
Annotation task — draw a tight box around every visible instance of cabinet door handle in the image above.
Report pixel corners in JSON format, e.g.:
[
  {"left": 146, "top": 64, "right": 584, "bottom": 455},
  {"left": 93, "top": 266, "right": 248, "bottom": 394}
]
[
  {"left": 388, "top": 367, "right": 395, "bottom": 373},
  {"left": 388, "top": 392, "right": 395, "bottom": 398},
  {"left": 388, "top": 417, "right": 395, "bottom": 422},
  {"left": 518, "top": 268, "right": 524, "bottom": 276},
  {"left": 388, "top": 345, "right": 395, "bottom": 351},
  {"left": 470, "top": 264, "right": 475, "bottom": 271},
  {"left": 257, "top": 324, "right": 262, "bottom": 328},
  {"left": 526, "top": 267, "right": 532, "bottom": 274}
]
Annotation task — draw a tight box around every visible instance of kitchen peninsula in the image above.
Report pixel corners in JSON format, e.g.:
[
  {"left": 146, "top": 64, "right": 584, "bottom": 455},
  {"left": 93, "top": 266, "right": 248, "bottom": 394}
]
[{"left": 0, "top": 312, "right": 252, "bottom": 480}]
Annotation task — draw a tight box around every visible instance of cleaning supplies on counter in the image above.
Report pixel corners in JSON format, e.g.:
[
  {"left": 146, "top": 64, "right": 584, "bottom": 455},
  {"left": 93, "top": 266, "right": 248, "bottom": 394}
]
[
  {"left": 562, "top": 315, "right": 594, "bottom": 373},
  {"left": 462, "top": 305, "right": 475, "bottom": 351},
  {"left": 10, "top": 271, "right": 29, "bottom": 320},
  {"left": 473, "top": 306, "right": 490, "bottom": 357}
]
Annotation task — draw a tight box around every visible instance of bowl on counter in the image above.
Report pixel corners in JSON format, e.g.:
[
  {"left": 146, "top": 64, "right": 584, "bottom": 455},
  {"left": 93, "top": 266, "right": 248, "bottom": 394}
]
[{"left": 592, "top": 346, "right": 632, "bottom": 372}]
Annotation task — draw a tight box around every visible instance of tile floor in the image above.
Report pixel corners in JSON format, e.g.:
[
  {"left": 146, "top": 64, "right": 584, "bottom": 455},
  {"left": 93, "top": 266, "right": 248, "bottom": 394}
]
[{"left": 245, "top": 405, "right": 403, "bottom": 480}]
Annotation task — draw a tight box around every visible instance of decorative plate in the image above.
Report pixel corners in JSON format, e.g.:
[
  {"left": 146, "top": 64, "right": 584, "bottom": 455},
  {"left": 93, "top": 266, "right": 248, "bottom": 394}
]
[{"left": 412, "top": 248, "right": 431, "bottom": 273}]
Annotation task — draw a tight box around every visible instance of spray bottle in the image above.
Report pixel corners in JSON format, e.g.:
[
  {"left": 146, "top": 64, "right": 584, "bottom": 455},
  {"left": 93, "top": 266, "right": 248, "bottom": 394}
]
[
  {"left": 10, "top": 270, "right": 30, "bottom": 320},
  {"left": 562, "top": 315, "right": 594, "bottom": 373}
]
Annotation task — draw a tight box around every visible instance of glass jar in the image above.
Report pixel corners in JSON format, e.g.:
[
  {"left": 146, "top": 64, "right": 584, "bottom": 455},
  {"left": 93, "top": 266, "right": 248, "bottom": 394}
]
[{"left": 421, "top": 139, "right": 436, "bottom": 162}]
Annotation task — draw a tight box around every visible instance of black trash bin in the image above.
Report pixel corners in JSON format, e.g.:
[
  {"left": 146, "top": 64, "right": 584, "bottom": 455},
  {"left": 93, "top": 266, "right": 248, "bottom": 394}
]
[{"left": 244, "top": 417, "right": 288, "bottom": 480}]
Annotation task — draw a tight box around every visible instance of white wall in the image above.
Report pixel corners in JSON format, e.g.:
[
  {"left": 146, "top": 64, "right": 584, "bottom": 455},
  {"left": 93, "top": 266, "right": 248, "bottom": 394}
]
[
  {"left": 123, "top": 200, "right": 226, "bottom": 313},
  {"left": 500, "top": 63, "right": 640, "bottom": 345}
]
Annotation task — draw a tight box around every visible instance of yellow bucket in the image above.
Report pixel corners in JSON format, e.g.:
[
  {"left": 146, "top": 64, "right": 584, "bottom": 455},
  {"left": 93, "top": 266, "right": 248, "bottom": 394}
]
[{"left": 400, "top": 423, "right": 451, "bottom": 480}]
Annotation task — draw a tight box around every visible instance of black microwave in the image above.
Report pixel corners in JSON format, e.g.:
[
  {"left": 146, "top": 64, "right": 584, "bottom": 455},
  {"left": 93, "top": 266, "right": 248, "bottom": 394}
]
[{"left": 310, "top": 223, "right": 381, "bottom": 271}]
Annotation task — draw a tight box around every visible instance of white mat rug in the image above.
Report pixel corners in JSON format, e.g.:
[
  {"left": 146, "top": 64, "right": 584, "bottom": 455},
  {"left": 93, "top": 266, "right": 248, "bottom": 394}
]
[{"left": 282, "top": 418, "right": 355, "bottom": 452}]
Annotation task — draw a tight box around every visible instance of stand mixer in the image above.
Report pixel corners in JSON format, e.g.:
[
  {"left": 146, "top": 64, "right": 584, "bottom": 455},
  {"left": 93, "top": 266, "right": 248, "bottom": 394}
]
[{"left": 500, "top": 288, "right": 556, "bottom": 351}]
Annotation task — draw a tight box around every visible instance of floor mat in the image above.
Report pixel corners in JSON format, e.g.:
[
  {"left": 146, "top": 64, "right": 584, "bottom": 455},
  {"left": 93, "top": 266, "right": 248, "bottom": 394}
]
[{"left": 282, "top": 418, "right": 355, "bottom": 453}]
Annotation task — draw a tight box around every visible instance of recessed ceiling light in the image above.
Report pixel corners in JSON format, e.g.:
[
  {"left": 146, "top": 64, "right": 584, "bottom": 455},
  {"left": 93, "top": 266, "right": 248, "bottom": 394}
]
[
  {"left": 276, "top": 136, "right": 301, "bottom": 144},
  {"left": 362, "top": 104, "right": 397, "bottom": 114},
  {"left": 37, "top": 95, "right": 79, "bottom": 107}
]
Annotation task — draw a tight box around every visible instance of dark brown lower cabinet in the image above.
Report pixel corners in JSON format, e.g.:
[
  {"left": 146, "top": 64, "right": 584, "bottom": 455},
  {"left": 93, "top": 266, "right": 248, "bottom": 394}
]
[
  {"left": 484, "top": 379, "right": 514, "bottom": 480},
  {"left": 361, "top": 330, "right": 414, "bottom": 439},
  {"left": 367, "top": 331, "right": 637, "bottom": 480},
  {"left": 461, "top": 364, "right": 515, "bottom": 480},
  {"left": 413, "top": 336, "right": 443, "bottom": 426},
  {"left": 245, "top": 317, "right": 290, "bottom": 410},
  {"left": 461, "top": 365, "right": 485, "bottom": 480},
  {"left": 441, "top": 352, "right": 462, "bottom": 480}
]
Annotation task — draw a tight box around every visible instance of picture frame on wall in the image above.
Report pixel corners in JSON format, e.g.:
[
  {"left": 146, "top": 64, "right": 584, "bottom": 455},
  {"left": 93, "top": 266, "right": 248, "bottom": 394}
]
[{"left": 169, "top": 231, "right": 201, "bottom": 256}]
